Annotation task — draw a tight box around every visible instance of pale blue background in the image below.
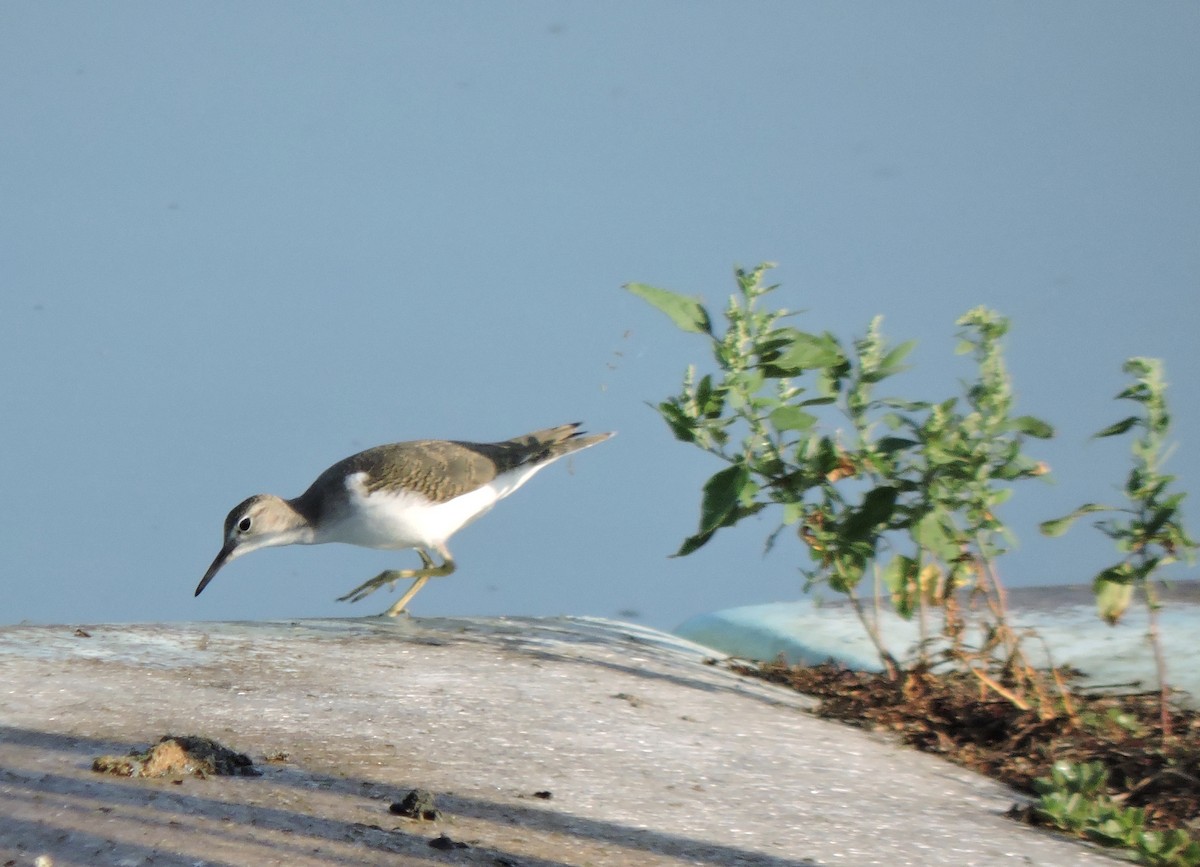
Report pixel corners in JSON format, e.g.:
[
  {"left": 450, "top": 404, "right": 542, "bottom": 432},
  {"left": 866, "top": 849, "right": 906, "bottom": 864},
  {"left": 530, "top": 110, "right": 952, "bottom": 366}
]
[{"left": 2, "top": 2, "right": 1197, "bottom": 629}]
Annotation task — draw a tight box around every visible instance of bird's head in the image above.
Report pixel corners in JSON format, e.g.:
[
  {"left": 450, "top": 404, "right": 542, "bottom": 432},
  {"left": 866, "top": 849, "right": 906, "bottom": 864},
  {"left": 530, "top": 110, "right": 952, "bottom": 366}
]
[{"left": 195, "top": 494, "right": 311, "bottom": 596}]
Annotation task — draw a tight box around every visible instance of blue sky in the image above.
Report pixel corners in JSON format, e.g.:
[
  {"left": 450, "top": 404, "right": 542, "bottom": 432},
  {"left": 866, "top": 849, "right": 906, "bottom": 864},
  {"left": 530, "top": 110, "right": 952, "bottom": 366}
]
[{"left": 2, "top": 2, "right": 1198, "bottom": 629}]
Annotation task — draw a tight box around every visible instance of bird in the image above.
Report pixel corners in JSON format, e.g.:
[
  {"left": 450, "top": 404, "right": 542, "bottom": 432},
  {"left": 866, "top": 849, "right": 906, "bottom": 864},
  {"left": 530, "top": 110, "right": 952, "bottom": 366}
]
[{"left": 195, "top": 423, "right": 614, "bottom": 616}]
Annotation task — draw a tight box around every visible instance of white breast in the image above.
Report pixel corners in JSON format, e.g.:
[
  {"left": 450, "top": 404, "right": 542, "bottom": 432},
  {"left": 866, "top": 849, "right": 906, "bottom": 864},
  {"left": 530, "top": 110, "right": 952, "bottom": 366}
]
[{"left": 315, "top": 465, "right": 550, "bottom": 551}]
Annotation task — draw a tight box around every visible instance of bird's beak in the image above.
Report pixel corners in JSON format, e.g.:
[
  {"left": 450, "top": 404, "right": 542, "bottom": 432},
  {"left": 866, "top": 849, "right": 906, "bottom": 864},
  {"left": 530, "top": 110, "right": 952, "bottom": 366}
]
[{"left": 195, "top": 541, "right": 235, "bottom": 597}]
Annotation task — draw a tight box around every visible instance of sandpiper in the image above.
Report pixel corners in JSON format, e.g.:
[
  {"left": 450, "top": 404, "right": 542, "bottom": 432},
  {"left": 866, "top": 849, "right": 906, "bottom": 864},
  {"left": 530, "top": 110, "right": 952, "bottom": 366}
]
[{"left": 196, "top": 423, "right": 613, "bottom": 616}]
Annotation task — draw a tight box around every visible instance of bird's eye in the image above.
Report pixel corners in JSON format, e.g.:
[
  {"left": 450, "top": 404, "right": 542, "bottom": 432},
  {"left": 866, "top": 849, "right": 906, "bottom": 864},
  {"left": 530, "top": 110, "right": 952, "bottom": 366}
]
[{"left": 238, "top": 516, "right": 252, "bottom": 533}]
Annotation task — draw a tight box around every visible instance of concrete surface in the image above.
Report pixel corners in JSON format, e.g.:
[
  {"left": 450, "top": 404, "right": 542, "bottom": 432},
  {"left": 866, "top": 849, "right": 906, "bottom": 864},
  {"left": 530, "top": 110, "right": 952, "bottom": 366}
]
[{"left": 0, "top": 616, "right": 1119, "bottom": 866}]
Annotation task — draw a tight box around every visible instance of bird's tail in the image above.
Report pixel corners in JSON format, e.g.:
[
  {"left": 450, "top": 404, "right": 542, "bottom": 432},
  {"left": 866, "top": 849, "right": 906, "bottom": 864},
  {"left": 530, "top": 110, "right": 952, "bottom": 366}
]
[{"left": 509, "top": 422, "right": 615, "bottom": 462}]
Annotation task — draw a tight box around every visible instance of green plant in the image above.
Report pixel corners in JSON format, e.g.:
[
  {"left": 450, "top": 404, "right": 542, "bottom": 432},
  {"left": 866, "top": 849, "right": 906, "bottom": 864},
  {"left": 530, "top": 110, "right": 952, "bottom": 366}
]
[
  {"left": 1041, "top": 358, "right": 1198, "bottom": 737},
  {"left": 1033, "top": 760, "right": 1200, "bottom": 865},
  {"left": 1075, "top": 706, "right": 1148, "bottom": 739},
  {"left": 627, "top": 264, "right": 1055, "bottom": 708},
  {"left": 1033, "top": 760, "right": 1111, "bottom": 834},
  {"left": 888, "top": 307, "right": 1055, "bottom": 709},
  {"left": 629, "top": 266, "right": 916, "bottom": 673}
]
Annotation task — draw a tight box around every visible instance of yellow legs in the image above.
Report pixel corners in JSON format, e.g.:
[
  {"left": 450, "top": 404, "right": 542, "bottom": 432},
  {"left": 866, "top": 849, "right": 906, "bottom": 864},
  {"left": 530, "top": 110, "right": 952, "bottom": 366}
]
[{"left": 336, "top": 545, "right": 456, "bottom": 617}]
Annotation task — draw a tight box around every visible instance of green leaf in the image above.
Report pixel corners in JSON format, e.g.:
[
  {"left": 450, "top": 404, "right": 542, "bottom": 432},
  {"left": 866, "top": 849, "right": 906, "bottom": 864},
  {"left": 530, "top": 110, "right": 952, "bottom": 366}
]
[
  {"left": 883, "top": 554, "right": 916, "bottom": 593},
  {"left": 1011, "top": 415, "right": 1054, "bottom": 438},
  {"left": 1037, "top": 516, "right": 1075, "bottom": 538},
  {"left": 876, "top": 436, "right": 918, "bottom": 455},
  {"left": 1093, "top": 416, "right": 1139, "bottom": 439},
  {"left": 673, "top": 529, "right": 716, "bottom": 558},
  {"left": 729, "top": 368, "right": 766, "bottom": 399},
  {"left": 1039, "top": 504, "right": 1112, "bottom": 537},
  {"left": 673, "top": 500, "right": 765, "bottom": 557},
  {"left": 694, "top": 374, "right": 727, "bottom": 418},
  {"left": 1115, "top": 383, "right": 1149, "bottom": 402},
  {"left": 698, "top": 464, "right": 750, "bottom": 532},
  {"left": 625, "top": 283, "right": 712, "bottom": 335},
  {"left": 1094, "top": 574, "right": 1134, "bottom": 625},
  {"left": 769, "top": 405, "right": 818, "bottom": 432},
  {"left": 781, "top": 501, "right": 805, "bottom": 526},
  {"left": 1087, "top": 818, "right": 1132, "bottom": 846},
  {"left": 671, "top": 464, "right": 753, "bottom": 557},
  {"left": 841, "top": 486, "right": 898, "bottom": 543},
  {"left": 828, "top": 549, "right": 871, "bottom": 592},
  {"left": 884, "top": 554, "right": 919, "bottom": 618},
  {"left": 990, "top": 487, "right": 1014, "bottom": 506},
  {"left": 781, "top": 333, "right": 844, "bottom": 371},
  {"left": 760, "top": 328, "right": 845, "bottom": 374},
  {"left": 1142, "top": 501, "right": 1180, "bottom": 541},
  {"left": 656, "top": 400, "right": 696, "bottom": 443},
  {"left": 878, "top": 339, "right": 917, "bottom": 373},
  {"left": 913, "top": 512, "right": 955, "bottom": 561},
  {"left": 880, "top": 398, "right": 930, "bottom": 413}
]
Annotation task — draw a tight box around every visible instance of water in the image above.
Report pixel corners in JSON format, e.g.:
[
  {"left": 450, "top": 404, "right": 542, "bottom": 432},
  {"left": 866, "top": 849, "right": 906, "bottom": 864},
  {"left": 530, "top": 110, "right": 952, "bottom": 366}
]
[{"left": 676, "top": 581, "right": 1200, "bottom": 706}]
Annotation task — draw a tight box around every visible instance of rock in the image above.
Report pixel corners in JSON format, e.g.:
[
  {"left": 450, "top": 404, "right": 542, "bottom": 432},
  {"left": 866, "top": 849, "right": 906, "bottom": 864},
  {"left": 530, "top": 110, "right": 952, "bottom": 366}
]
[
  {"left": 92, "top": 735, "right": 260, "bottom": 778},
  {"left": 389, "top": 788, "right": 441, "bottom": 821}
]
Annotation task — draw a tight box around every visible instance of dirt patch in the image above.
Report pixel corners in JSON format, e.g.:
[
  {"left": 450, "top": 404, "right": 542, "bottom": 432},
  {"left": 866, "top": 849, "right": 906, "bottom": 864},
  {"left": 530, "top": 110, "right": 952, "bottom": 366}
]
[{"left": 92, "top": 735, "right": 261, "bottom": 778}]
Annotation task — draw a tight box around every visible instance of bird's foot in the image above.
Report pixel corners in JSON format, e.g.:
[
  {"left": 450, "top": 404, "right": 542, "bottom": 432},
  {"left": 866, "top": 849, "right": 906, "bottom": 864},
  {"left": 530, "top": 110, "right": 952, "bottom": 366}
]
[
  {"left": 338, "top": 548, "right": 439, "bottom": 603},
  {"left": 337, "top": 568, "right": 421, "bottom": 603},
  {"left": 337, "top": 551, "right": 455, "bottom": 614}
]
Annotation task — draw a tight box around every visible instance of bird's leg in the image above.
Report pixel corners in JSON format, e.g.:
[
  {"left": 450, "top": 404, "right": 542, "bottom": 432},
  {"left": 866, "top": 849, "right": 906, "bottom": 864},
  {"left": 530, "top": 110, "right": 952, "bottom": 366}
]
[
  {"left": 335, "top": 546, "right": 456, "bottom": 617},
  {"left": 380, "top": 547, "right": 456, "bottom": 617},
  {"left": 336, "top": 550, "right": 437, "bottom": 602}
]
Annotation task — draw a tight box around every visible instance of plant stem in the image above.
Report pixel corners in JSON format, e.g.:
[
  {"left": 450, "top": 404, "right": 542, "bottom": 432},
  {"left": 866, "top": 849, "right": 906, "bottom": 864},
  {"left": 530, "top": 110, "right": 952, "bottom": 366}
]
[
  {"left": 846, "top": 585, "right": 899, "bottom": 679},
  {"left": 1140, "top": 576, "right": 1173, "bottom": 739},
  {"left": 965, "top": 664, "right": 1032, "bottom": 711}
]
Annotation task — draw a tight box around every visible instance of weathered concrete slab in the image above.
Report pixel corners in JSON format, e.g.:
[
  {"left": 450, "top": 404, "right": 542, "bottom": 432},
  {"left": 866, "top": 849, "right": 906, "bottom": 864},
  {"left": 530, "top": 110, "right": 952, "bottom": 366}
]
[{"left": 0, "top": 617, "right": 1117, "bottom": 866}]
